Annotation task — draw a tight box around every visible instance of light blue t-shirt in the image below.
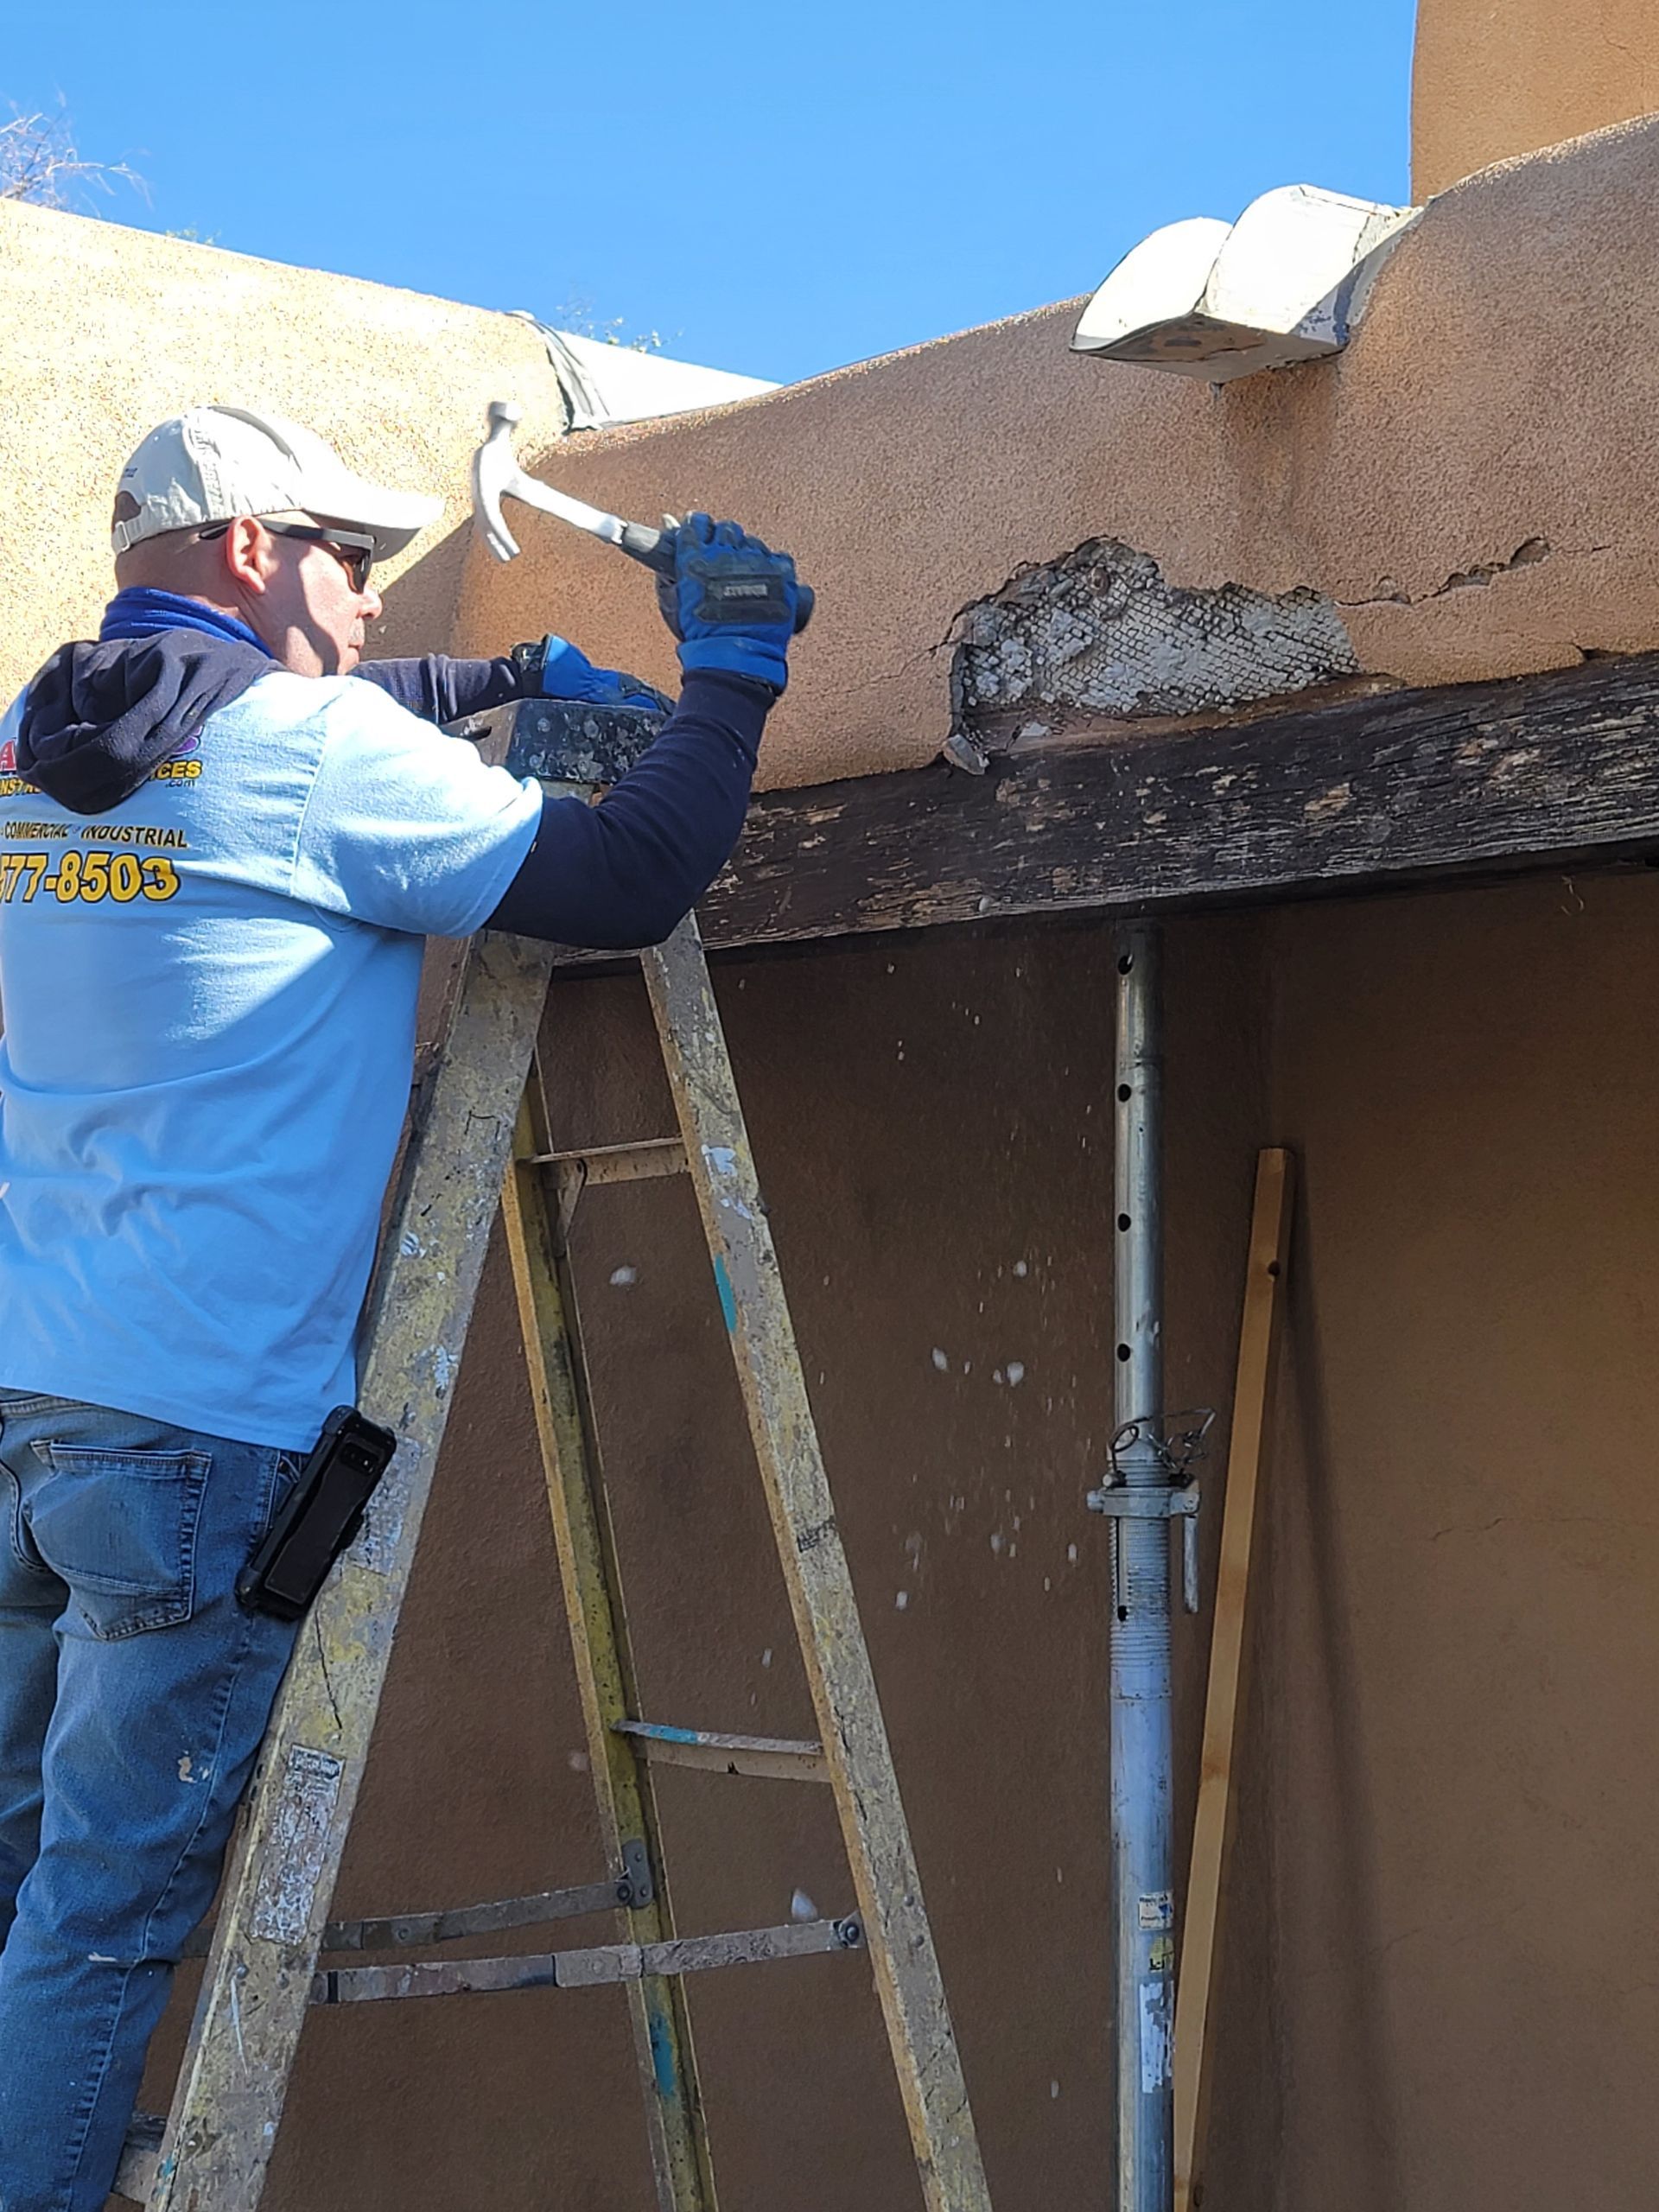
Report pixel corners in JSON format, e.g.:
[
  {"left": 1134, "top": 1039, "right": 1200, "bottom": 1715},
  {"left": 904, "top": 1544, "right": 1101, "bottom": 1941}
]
[{"left": 0, "top": 670, "right": 541, "bottom": 1446}]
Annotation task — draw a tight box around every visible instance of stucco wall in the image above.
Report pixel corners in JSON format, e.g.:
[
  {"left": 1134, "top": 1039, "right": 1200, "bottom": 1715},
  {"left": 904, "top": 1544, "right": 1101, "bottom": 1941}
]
[
  {"left": 0, "top": 196, "right": 564, "bottom": 701},
  {"left": 455, "top": 112, "right": 1659, "bottom": 788},
  {"left": 1413, "top": 0, "right": 1659, "bottom": 197},
  {"left": 7, "top": 119, "right": 1659, "bottom": 797},
  {"left": 134, "top": 867, "right": 1659, "bottom": 2209},
  {"left": 1236, "top": 870, "right": 1659, "bottom": 2211}
]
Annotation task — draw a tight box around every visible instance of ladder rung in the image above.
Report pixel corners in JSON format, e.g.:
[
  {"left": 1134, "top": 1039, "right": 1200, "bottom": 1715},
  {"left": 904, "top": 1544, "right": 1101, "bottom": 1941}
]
[
  {"left": 614, "top": 1719, "right": 829, "bottom": 1783},
  {"left": 177, "top": 1878, "right": 624, "bottom": 1961},
  {"left": 527, "top": 1137, "right": 688, "bottom": 1185},
  {"left": 312, "top": 1915, "right": 863, "bottom": 2005}
]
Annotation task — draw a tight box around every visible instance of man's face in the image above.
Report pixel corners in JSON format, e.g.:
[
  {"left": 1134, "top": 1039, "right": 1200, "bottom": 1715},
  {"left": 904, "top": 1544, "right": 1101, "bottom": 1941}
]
[{"left": 245, "top": 516, "right": 384, "bottom": 677}]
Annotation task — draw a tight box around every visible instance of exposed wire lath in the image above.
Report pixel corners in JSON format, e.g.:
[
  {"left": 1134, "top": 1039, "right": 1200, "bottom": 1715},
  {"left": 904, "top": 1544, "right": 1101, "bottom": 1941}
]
[{"left": 957, "top": 538, "right": 1359, "bottom": 723}]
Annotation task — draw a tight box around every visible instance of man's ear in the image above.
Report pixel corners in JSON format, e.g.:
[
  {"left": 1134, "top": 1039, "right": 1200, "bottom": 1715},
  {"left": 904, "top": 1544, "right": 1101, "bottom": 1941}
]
[{"left": 220, "top": 517, "right": 273, "bottom": 596}]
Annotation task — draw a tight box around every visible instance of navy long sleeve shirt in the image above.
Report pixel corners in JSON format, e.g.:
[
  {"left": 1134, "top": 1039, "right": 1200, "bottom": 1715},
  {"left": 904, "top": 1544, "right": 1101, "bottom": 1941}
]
[{"left": 356, "top": 653, "right": 770, "bottom": 949}]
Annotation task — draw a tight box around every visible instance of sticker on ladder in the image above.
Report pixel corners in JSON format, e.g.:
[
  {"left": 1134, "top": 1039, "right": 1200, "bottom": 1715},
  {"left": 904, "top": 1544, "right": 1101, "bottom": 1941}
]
[
  {"left": 1139, "top": 1975, "right": 1173, "bottom": 2092},
  {"left": 250, "top": 1746, "right": 346, "bottom": 1946}
]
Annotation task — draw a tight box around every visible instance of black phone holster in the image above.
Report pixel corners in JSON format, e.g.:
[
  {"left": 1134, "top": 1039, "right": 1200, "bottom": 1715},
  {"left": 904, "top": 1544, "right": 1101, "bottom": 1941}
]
[{"left": 237, "top": 1406, "right": 398, "bottom": 1621}]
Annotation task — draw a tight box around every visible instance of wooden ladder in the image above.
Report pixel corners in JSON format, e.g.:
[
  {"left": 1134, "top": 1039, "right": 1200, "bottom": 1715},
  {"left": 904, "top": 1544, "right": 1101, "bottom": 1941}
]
[{"left": 118, "top": 696, "right": 991, "bottom": 2212}]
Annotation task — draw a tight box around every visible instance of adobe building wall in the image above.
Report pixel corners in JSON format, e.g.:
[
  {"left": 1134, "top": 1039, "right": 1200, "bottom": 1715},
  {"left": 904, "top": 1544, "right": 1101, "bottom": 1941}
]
[
  {"left": 1413, "top": 0, "right": 1659, "bottom": 197},
  {"left": 1235, "top": 868, "right": 1659, "bottom": 2211},
  {"left": 5, "top": 118, "right": 1659, "bottom": 798}
]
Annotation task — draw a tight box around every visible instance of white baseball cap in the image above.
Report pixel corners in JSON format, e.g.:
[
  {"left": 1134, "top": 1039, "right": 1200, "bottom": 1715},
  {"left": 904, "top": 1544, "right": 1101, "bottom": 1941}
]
[{"left": 111, "top": 405, "right": 444, "bottom": 561}]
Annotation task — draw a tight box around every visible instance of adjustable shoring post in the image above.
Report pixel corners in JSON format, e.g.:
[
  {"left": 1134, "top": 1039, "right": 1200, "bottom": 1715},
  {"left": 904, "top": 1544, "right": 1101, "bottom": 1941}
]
[{"left": 1103, "top": 921, "right": 1174, "bottom": 2212}]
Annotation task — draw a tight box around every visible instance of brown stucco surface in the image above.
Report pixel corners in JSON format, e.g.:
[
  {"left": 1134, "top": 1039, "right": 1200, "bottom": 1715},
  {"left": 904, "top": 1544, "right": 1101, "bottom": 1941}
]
[
  {"left": 1413, "top": 0, "right": 1659, "bottom": 196},
  {"left": 134, "top": 866, "right": 1659, "bottom": 2208},
  {"left": 455, "top": 112, "right": 1659, "bottom": 788},
  {"left": 1236, "top": 871, "right": 1659, "bottom": 2210},
  {"left": 0, "top": 196, "right": 564, "bottom": 702}
]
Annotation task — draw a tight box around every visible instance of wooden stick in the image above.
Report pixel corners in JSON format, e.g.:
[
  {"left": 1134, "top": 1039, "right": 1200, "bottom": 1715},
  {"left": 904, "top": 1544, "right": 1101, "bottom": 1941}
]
[{"left": 1173, "top": 1147, "right": 1295, "bottom": 2212}]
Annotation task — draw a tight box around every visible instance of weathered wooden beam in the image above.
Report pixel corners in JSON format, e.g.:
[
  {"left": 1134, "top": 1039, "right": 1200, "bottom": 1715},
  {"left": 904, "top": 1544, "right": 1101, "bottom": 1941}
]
[
  {"left": 474, "top": 652, "right": 1659, "bottom": 960},
  {"left": 701, "top": 652, "right": 1659, "bottom": 949}
]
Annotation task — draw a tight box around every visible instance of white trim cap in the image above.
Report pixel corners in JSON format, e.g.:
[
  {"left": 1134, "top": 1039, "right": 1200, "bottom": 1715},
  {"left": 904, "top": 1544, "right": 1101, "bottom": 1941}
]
[
  {"left": 1071, "top": 186, "right": 1417, "bottom": 382},
  {"left": 111, "top": 406, "right": 443, "bottom": 560}
]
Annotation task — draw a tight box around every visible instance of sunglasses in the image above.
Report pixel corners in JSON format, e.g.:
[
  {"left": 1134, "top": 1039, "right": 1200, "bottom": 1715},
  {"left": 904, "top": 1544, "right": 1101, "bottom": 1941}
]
[{"left": 196, "top": 518, "right": 377, "bottom": 594}]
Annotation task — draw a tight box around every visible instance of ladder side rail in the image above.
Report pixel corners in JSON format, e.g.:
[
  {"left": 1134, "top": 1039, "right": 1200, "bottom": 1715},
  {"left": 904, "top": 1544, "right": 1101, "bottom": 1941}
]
[
  {"left": 501, "top": 1066, "right": 717, "bottom": 2212},
  {"left": 640, "top": 917, "right": 994, "bottom": 2212},
  {"left": 149, "top": 932, "right": 556, "bottom": 2212}
]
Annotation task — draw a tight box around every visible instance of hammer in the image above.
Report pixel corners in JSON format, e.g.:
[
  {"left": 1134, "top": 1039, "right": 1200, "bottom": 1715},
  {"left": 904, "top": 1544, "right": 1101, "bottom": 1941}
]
[{"left": 471, "top": 399, "right": 812, "bottom": 628}]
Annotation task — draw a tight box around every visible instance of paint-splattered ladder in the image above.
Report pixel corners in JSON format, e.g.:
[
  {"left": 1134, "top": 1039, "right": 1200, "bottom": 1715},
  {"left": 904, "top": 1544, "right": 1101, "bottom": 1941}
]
[{"left": 118, "top": 699, "right": 990, "bottom": 2212}]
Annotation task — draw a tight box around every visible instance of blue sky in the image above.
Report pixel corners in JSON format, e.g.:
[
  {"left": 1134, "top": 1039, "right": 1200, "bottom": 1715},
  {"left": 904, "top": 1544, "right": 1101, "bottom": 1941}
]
[{"left": 5, "top": 0, "right": 1418, "bottom": 387}]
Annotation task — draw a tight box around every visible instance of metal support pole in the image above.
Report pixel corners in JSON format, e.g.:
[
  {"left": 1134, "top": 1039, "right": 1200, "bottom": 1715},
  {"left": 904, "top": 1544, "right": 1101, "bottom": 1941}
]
[{"left": 1108, "top": 921, "right": 1173, "bottom": 2212}]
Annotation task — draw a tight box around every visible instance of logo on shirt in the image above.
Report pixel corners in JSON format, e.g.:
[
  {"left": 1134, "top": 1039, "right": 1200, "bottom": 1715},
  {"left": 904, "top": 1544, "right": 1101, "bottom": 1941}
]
[
  {"left": 0, "top": 713, "right": 200, "bottom": 790},
  {"left": 153, "top": 732, "right": 204, "bottom": 784},
  {"left": 0, "top": 736, "right": 197, "bottom": 792}
]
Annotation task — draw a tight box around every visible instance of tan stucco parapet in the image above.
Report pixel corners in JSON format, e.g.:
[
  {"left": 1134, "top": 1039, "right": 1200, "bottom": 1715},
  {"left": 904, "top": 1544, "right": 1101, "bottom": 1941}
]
[
  {"left": 455, "top": 111, "right": 1659, "bottom": 790},
  {"left": 0, "top": 196, "right": 565, "bottom": 708},
  {"left": 1413, "top": 0, "right": 1659, "bottom": 199},
  {"left": 6, "top": 117, "right": 1659, "bottom": 794}
]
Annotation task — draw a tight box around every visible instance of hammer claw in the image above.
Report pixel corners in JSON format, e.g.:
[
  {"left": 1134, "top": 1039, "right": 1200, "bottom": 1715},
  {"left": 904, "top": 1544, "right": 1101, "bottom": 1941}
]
[{"left": 472, "top": 398, "right": 652, "bottom": 567}]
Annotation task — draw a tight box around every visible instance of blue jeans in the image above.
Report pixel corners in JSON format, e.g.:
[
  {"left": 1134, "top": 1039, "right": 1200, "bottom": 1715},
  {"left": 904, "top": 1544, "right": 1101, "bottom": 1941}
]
[{"left": 0, "top": 1390, "right": 302, "bottom": 2212}]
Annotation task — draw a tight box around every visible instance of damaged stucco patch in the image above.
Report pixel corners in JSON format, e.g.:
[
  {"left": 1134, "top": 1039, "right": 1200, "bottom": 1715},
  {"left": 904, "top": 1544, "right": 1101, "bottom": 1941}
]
[
  {"left": 953, "top": 540, "right": 1360, "bottom": 737},
  {"left": 939, "top": 531, "right": 1649, "bottom": 766}
]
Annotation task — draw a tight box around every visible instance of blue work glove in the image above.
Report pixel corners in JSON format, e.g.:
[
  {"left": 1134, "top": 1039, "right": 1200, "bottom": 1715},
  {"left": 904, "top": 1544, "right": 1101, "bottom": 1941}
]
[
  {"left": 653, "top": 513, "right": 804, "bottom": 694},
  {"left": 537, "top": 635, "right": 671, "bottom": 713}
]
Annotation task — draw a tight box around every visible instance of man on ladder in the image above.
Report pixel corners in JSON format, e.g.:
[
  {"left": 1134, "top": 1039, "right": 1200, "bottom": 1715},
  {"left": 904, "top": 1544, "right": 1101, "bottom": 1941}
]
[{"left": 0, "top": 403, "right": 804, "bottom": 2212}]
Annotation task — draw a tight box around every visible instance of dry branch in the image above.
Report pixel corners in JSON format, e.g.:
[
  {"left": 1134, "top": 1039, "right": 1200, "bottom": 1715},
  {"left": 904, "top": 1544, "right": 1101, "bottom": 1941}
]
[{"left": 0, "top": 104, "right": 145, "bottom": 213}]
